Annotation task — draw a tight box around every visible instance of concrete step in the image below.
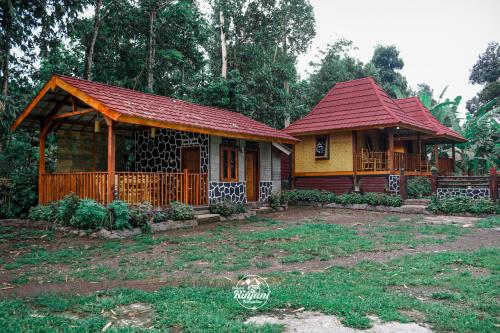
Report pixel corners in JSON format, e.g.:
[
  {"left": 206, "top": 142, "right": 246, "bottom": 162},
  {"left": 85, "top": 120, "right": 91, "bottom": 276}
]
[
  {"left": 400, "top": 205, "right": 428, "bottom": 214},
  {"left": 196, "top": 213, "right": 221, "bottom": 224},
  {"left": 404, "top": 199, "right": 431, "bottom": 206},
  {"left": 250, "top": 206, "right": 273, "bottom": 215}
]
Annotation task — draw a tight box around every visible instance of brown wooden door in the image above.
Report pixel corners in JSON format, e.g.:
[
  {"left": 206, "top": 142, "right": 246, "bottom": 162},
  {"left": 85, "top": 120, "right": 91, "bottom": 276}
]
[
  {"left": 245, "top": 150, "right": 259, "bottom": 202},
  {"left": 181, "top": 147, "right": 200, "bottom": 173}
]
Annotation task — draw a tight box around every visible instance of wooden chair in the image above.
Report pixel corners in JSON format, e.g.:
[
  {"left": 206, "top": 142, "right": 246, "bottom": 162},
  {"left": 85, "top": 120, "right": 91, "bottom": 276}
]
[{"left": 360, "top": 148, "right": 378, "bottom": 171}]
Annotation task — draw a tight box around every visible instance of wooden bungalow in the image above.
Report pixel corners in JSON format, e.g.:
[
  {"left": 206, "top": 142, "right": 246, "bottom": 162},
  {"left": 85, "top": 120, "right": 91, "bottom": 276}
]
[
  {"left": 282, "top": 77, "right": 466, "bottom": 193},
  {"left": 12, "top": 75, "right": 297, "bottom": 206}
]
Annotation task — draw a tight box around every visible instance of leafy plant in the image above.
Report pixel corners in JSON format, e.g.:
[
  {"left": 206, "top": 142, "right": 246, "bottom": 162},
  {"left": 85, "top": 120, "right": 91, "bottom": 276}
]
[
  {"left": 170, "top": 201, "right": 195, "bottom": 221},
  {"left": 282, "top": 189, "right": 336, "bottom": 204},
  {"left": 28, "top": 203, "right": 58, "bottom": 223},
  {"left": 427, "top": 196, "right": 499, "bottom": 215},
  {"left": 107, "top": 200, "right": 131, "bottom": 230},
  {"left": 152, "top": 207, "right": 171, "bottom": 223},
  {"left": 209, "top": 199, "right": 246, "bottom": 217},
  {"left": 129, "top": 202, "right": 154, "bottom": 230},
  {"left": 268, "top": 193, "right": 283, "bottom": 209},
  {"left": 70, "top": 199, "right": 108, "bottom": 230},
  {"left": 56, "top": 193, "right": 80, "bottom": 226},
  {"left": 407, "top": 177, "right": 432, "bottom": 199}
]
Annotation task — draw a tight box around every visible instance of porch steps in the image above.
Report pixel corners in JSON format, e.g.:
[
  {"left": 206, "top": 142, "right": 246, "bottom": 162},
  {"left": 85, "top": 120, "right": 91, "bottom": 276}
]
[
  {"left": 196, "top": 213, "right": 221, "bottom": 224},
  {"left": 400, "top": 205, "right": 428, "bottom": 214},
  {"left": 193, "top": 206, "right": 210, "bottom": 216},
  {"left": 250, "top": 206, "right": 273, "bottom": 215}
]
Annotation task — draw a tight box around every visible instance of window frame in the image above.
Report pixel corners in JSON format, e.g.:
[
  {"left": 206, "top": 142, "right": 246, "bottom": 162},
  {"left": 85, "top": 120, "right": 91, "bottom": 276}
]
[
  {"left": 314, "top": 135, "right": 330, "bottom": 160},
  {"left": 220, "top": 145, "right": 239, "bottom": 182}
]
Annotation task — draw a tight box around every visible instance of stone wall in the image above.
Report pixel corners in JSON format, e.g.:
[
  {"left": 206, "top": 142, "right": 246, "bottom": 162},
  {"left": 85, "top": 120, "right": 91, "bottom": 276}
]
[
  {"left": 436, "top": 188, "right": 490, "bottom": 200},
  {"left": 135, "top": 129, "right": 209, "bottom": 173}
]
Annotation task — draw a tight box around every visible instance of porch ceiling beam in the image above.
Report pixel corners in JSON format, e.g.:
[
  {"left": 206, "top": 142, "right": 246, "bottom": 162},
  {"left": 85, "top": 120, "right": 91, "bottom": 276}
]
[{"left": 49, "top": 108, "right": 95, "bottom": 121}]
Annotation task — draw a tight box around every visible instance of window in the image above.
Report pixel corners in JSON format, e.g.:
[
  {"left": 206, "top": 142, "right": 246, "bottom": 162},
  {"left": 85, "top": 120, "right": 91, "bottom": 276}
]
[
  {"left": 220, "top": 145, "right": 238, "bottom": 181},
  {"left": 315, "top": 136, "right": 329, "bottom": 159}
]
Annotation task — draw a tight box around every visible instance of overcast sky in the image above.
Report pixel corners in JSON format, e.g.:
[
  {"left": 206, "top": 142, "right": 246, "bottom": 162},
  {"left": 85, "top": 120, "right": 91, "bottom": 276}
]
[{"left": 296, "top": 0, "right": 500, "bottom": 119}]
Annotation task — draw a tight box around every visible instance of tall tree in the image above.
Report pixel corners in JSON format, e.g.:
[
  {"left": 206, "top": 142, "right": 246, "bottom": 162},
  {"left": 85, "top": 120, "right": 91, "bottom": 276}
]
[
  {"left": 83, "top": 0, "right": 103, "bottom": 80},
  {"left": 370, "top": 45, "right": 409, "bottom": 98},
  {"left": 466, "top": 42, "right": 500, "bottom": 114}
]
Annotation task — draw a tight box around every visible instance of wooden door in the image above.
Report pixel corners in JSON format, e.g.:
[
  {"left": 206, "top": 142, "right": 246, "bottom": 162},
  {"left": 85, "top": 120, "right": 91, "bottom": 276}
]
[
  {"left": 181, "top": 147, "right": 200, "bottom": 173},
  {"left": 245, "top": 150, "right": 259, "bottom": 202}
]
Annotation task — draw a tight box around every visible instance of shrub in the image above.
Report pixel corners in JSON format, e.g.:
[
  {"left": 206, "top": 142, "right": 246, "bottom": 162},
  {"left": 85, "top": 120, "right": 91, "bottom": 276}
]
[
  {"left": 209, "top": 199, "right": 247, "bottom": 216},
  {"left": 129, "top": 202, "right": 154, "bottom": 230},
  {"left": 152, "top": 207, "right": 170, "bottom": 223},
  {"left": 334, "top": 192, "right": 402, "bottom": 207},
  {"left": 268, "top": 193, "right": 282, "bottom": 209},
  {"left": 70, "top": 199, "right": 108, "bottom": 230},
  {"left": 170, "top": 201, "right": 195, "bottom": 221},
  {"left": 407, "top": 177, "right": 432, "bottom": 199},
  {"left": 282, "top": 189, "right": 336, "bottom": 204},
  {"left": 56, "top": 193, "right": 80, "bottom": 226},
  {"left": 107, "top": 200, "right": 131, "bottom": 230},
  {"left": 427, "top": 195, "right": 499, "bottom": 215},
  {"left": 29, "top": 203, "right": 58, "bottom": 222}
]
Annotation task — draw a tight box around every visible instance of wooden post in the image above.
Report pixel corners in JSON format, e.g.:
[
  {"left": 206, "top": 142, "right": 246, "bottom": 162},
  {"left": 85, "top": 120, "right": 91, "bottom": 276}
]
[
  {"left": 433, "top": 144, "right": 439, "bottom": 173},
  {"left": 431, "top": 167, "right": 438, "bottom": 195},
  {"left": 352, "top": 131, "right": 358, "bottom": 173},
  {"left": 183, "top": 168, "right": 189, "bottom": 204},
  {"left": 105, "top": 116, "right": 115, "bottom": 203},
  {"left": 417, "top": 134, "right": 421, "bottom": 172},
  {"left": 38, "top": 122, "right": 49, "bottom": 204},
  {"left": 388, "top": 128, "right": 394, "bottom": 172},
  {"left": 451, "top": 144, "right": 456, "bottom": 174},
  {"left": 399, "top": 168, "right": 407, "bottom": 200},
  {"left": 490, "top": 168, "right": 498, "bottom": 202}
]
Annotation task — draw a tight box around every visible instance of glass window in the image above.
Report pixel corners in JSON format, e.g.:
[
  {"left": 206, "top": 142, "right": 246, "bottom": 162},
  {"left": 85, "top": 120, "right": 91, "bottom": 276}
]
[
  {"left": 315, "top": 136, "right": 329, "bottom": 159},
  {"left": 221, "top": 145, "right": 238, "bottom": 181}
]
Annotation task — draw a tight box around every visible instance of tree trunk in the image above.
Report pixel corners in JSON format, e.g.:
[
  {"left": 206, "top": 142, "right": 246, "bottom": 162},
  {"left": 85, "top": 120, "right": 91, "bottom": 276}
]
[
  {"left": 282, "top": 10, "right": 290, "bottom": 127},
  {"left": 219, "top": 11, "right": 227, "bottom": 79},
  {"left": 146, "top": 7, "right": 158, "bottom": 92},
  {"left": 83, "top": 0, "right": 103, "bottom": 80},
  {"left": 1, "top": 0, "right": 12, "bottom": 98}
]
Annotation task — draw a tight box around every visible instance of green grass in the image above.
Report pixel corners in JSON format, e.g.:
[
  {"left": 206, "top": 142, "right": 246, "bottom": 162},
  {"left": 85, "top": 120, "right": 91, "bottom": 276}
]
[
  {"left": 476, "top": 216, "right": 500, "bottom": 228},
  {"left": 0, "top": 248, "right": 498, "bottom": 332}
]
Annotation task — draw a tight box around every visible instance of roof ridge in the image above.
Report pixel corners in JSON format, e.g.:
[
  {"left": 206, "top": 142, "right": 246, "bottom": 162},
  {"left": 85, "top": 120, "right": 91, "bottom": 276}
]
[
  {"left": 368, "top": 77, "right": 400, "bottom": 124},
  {"left": 54, "top": 74, "right": 248, "bottom": 118}
]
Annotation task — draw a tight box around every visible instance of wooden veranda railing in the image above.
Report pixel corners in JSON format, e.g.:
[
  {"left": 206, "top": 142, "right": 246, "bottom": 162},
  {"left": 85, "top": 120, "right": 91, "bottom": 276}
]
[
  {"left": 39, "top": 171, "right": 208, "bottom": 206},
  {"left": 354, "top": 151, "right": 431, "bottom": 173},
  {"left": 394, "top": 152, "right": 422, "bottom": 172}
]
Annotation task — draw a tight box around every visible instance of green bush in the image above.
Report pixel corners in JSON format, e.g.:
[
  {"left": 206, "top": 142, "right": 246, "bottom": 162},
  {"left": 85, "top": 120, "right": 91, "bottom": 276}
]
[
  {"left": 407, "top": 177, "right": 432, "bottom": 199},
  {"left": 152, "top": 207, "right": 170, "bottom": 223},
  {"left": 70, "top": 199, "right": 108, "bottom": 230},
  {"left": 427, "top": 196, "right": 499, "bottom": 215},
  {"left": 268, "top": 193, "right": 282, "bottom": 209},
  {"left": 28, "top": 203, "right": 58, "bottom": 222},
  {"left": 209, "top": 199, "right": 247, "bottom": 216},
  {"left": 282, "top": 189, "right": 336, "bottom": 204},
  {"left": 335, "top": 192, "right": 402, "bottom": 207},
  {"left": 129, "top": 202, "right": 154, "bottom": 230},
  {"left": 56, "top": 193, "right": 80, "bottom": 226},
  {"left": 170, "top": 201, "right": 195, "bottom": 221},
  {"left": 107, "top": 200, "right": 131, "bottom": 230}
]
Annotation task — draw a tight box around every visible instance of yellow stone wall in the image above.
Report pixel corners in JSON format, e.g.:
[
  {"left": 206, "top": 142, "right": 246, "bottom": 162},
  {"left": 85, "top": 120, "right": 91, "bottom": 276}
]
[{"left": 295, "top": 131, "right": 353, "bottom": 173}]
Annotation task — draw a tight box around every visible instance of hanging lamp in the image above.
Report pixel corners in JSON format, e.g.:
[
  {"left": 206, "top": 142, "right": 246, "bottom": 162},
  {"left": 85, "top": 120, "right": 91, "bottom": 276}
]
[{"left": 94, "top": 114, "right": 100, "bottom": 133}]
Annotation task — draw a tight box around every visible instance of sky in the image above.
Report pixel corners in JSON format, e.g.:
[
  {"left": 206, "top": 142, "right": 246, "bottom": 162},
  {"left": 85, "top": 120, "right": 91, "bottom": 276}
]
[{"left": 296, "top": 0, "right": 500, "bottom": 120}]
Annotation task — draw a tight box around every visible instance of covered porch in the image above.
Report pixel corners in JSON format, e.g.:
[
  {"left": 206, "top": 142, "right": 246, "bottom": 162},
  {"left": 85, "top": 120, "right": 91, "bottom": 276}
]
[
  {"left": 353, "top": 127, "right": 457, "bottom": 176},
  {"left": 12, "top": 75, "right": 297, "bottom": 207}
]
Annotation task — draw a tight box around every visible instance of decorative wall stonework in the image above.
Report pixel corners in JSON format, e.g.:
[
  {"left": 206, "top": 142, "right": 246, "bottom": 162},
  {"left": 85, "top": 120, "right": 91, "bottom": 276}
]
[
  {"left": 209, "top": 182, "right": 246, "bottom": 204},
  {"left": 389, "top": 175, "right": 400, "bottom": 194},
  {"left": 259, "top": 181, "right": 273, "bottom": 203},
  {"left": 437, "top": 188, "right": 490, "bottom": 200},
  {"left": 135, "top": 129, "right": 209, "bottom": 173}
]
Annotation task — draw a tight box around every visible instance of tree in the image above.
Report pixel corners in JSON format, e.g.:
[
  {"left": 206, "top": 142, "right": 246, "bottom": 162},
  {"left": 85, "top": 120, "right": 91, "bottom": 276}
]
[
  {"left": 83, "top": 0, "right": 103, "bottom": 80},
  {"left": 370, "top": 45, "right": 409, "bottom": 97},
  {"left": 467, "top": 42, "right": 500, "bottom": 114}
]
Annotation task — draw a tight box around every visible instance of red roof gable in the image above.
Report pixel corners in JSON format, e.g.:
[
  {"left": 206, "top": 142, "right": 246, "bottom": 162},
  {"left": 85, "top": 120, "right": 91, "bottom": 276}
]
[
  {"left": 395, "top": 97, "right": 466, "bottom": 142},
  {"left": 13, "top": 75, "right": 298, "bottom": 143},
  {"left": 59, "top": 75, "right": 298, "bottom": 143},
  {"left": 283, "top": 77, "right": 435, "bottom": 135}
]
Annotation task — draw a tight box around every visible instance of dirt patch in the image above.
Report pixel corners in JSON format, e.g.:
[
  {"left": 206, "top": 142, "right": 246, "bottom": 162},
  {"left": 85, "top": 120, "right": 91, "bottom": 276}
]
[{"left": 246, "top": 311, "right": 433, "bottom": 333}]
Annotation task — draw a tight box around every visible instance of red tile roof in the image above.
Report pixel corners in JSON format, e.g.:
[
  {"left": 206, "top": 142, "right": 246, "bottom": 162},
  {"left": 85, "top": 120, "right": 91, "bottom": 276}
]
[
  {"left": 29, "top": 75, "right": 298, "bottom": 143},
  {"left": 283, "top": 77, "right": 435, "bottom": 135},
  {"left": 395, "top": 97, "right": 466, "bottom": 142}
]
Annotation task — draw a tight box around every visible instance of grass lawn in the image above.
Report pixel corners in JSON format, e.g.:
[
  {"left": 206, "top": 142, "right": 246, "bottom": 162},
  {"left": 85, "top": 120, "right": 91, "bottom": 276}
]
[{"left": 0, "top": 210, "right": 498, "bottom": 332}]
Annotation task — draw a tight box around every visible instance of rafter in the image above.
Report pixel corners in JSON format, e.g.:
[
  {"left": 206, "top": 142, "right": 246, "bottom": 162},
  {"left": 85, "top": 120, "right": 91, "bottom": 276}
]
[{"left": 49, "top": 108, "right": 95, "bottom": 121}]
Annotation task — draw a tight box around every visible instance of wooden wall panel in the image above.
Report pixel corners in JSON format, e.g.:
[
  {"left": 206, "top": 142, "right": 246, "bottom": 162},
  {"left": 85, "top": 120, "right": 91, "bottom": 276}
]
[
  {"left": 359, "top": 176, "right": 387, "bottom": 193},
  {"left": 295, "top": 176, "right": 353, "bottom": 194}
]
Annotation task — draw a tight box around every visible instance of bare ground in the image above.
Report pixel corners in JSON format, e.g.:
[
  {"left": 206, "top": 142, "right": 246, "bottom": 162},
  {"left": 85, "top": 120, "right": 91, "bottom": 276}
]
[{"left": 0, "top": 207, "right": 498, "bottom": 299}]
